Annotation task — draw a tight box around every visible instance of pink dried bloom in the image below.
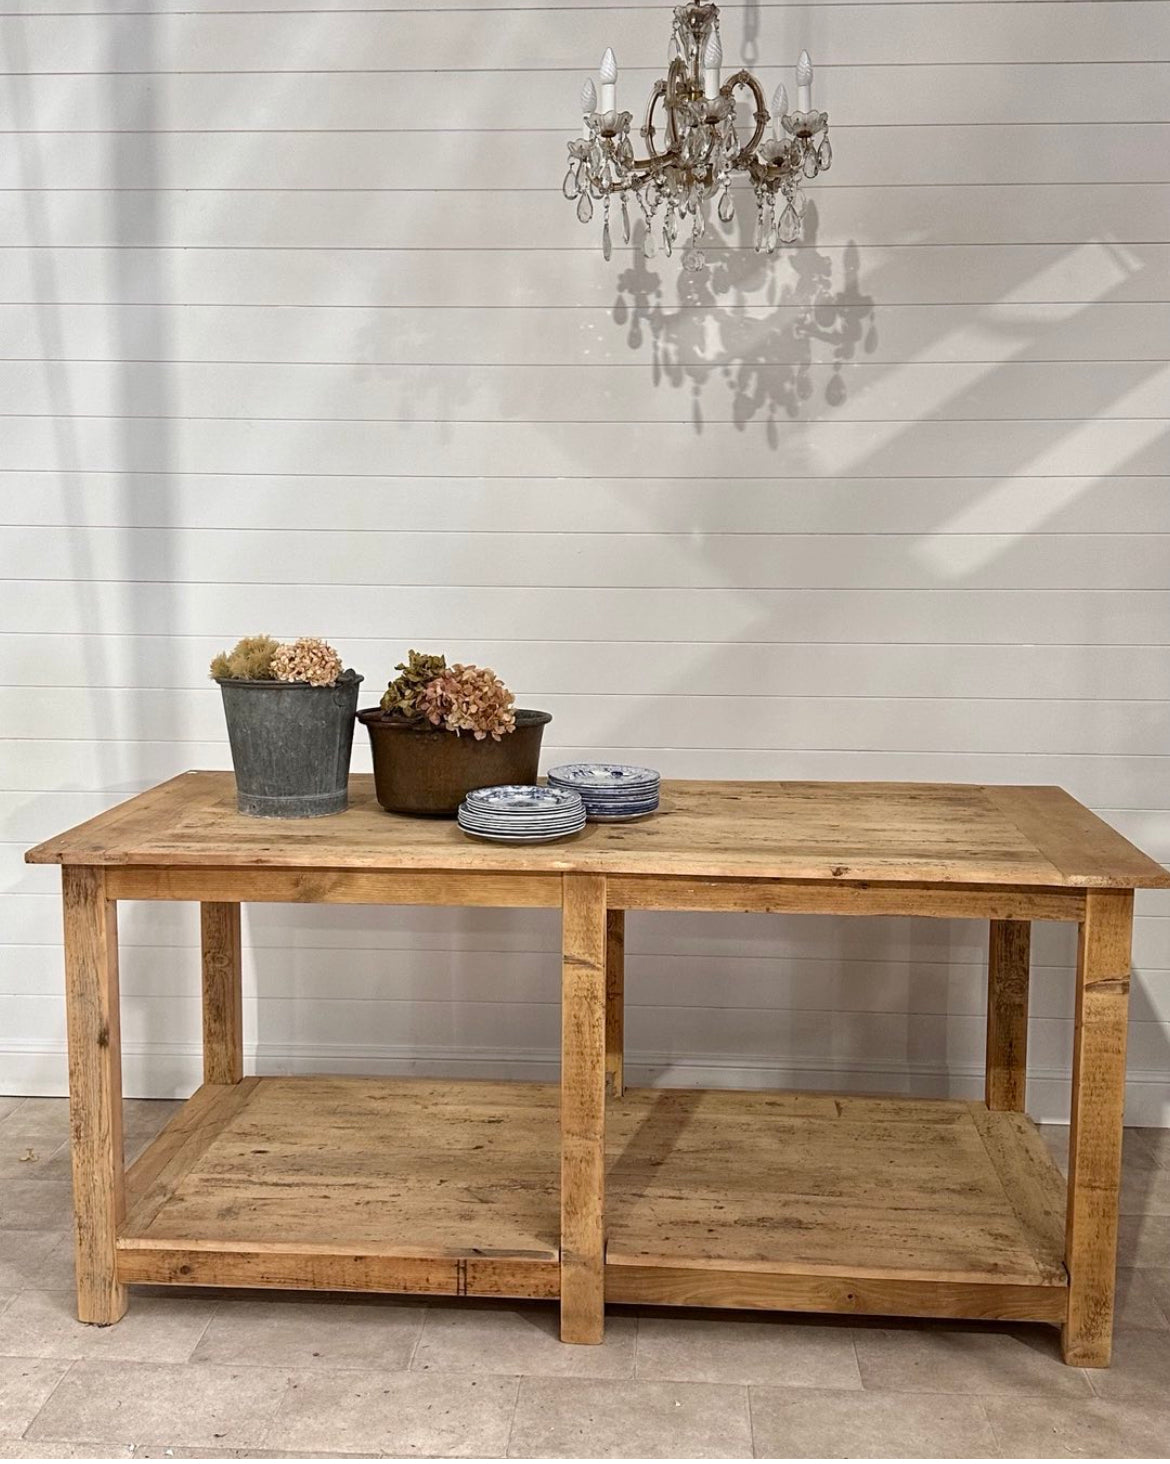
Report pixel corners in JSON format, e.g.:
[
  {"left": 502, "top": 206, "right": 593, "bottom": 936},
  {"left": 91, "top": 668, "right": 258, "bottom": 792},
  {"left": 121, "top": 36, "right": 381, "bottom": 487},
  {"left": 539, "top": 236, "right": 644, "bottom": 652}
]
[
  {"left": 416, "top": 663, "right": 516, "bottom": 741},
  {"left": 271, "top": 636, "right": 344, "bottom": 688}
]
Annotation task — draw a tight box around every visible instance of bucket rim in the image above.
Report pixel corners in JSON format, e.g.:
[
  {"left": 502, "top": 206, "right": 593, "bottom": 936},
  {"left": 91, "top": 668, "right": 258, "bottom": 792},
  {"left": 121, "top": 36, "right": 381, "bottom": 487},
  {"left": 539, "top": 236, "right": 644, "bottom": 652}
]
[{"left": 216, "top": 670, "right": 364, "bottom": 690}]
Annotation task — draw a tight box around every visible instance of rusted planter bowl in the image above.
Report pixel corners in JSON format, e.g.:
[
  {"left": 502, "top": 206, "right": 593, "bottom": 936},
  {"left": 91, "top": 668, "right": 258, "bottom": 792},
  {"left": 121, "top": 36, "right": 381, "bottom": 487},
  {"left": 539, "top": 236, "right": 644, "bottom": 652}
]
[{"left": 358, "top": 708, "right": 553, "bottom": 817}]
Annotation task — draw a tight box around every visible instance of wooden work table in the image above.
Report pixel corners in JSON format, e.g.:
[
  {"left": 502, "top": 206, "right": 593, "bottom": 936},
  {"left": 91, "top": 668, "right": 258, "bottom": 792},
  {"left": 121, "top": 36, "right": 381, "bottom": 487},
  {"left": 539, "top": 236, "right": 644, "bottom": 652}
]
[{"left": 26, "top": 772, "right": 1170, "bottom": 1366}]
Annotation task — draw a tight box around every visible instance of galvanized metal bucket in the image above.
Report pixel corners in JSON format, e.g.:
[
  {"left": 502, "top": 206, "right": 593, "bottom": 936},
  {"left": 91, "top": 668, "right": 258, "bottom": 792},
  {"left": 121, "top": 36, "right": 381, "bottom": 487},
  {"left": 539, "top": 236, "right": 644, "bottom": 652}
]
[{"left": 217, "top": 672, "right": 363, "bottom": 818}]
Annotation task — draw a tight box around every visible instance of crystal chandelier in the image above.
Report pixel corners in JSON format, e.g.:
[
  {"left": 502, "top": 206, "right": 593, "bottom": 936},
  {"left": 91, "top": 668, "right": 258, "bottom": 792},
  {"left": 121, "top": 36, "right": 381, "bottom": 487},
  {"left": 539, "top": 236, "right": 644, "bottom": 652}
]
[{"left": 563, "top": 2, "right": 831, "bottom": 271}]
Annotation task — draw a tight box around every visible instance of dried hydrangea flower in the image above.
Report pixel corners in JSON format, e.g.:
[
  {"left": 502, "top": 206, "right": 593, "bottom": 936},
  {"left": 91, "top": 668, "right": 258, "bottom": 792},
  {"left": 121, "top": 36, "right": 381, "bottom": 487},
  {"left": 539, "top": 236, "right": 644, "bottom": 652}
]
[
  {"left": 271, "top": 636, "right": 344, "bottom": 688},
  {"left": 380, "top": 649, "right": 448, "bottom": 721},
  {"left": 209, "top": 634, "right": 279, "bottom": 681},
  {"left": 417, "top": 662, "right": 516, "bottom": 741}
]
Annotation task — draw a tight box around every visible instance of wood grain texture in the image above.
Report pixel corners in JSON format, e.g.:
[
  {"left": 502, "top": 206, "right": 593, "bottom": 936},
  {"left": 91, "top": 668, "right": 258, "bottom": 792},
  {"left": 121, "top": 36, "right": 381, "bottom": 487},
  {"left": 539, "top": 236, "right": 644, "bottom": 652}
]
[
  {"left": 606, "top": 909, "right": 624, "bottom": 1101},
  {"left": 608, "top": 876, "right": 1086, "bottom": 922},
  {"left": 61, "top": 864, "right": 126, "bottom": 1325},
  {"left": 560, "top": 874, "right": 607, "bottom": 1344},
  {"left": 116, "top": 1246, "right": 558, "bottom": 1299},
  {"left": 25, "top": 773, "right": 1170, "bottom": 890},
  {"left": 986, "top": 920, "right": 1031, "bottom": 1110},
  {"left": 605, "top": 1267, "right": 1068, "bottom": 1323},
  {"left": 115, "top": 1075, "right": 1069, "bottom": 1328},
  {"left": 1063, "top": 888, "right": 1134, "bottom": 1367},
  {"left": 106, "top": 866, "right": 562, "bottom": 908},
  {"left": 200, "top": 902, "right": 242, "bottom": 1085}
]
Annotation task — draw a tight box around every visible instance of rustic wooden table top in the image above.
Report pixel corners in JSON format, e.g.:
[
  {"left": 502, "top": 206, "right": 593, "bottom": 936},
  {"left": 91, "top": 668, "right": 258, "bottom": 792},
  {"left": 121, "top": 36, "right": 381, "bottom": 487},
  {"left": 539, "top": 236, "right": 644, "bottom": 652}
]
[{"left": 25, "top": 771, "right": 1170, "bottom": 889}]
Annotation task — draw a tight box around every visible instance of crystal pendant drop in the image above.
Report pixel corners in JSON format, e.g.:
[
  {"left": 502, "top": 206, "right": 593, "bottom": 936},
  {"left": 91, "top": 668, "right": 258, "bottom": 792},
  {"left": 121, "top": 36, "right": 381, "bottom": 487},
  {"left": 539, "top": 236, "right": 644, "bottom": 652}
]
[
  {"left": 778, "top": 202, "right": 800, "bottom": 243},
  {"left": 576, "top": 190, "right": 593, "bottom": 223},
  {"left": 621, "top": 194, "right": 631, "bottom": 244},
  {"left": 792, "top": 186, "right": 807, "bottom": 217},
  {"left": 803, "top": 148, "right": 818, "bottom": 179},
  {"left": 817, "top": 137, "right": 832, "bottom": 170},
  {"left": 753, "top": 208, "right": 766, "bottom": 252},
  {"left": 602, "top": 217, "right": 612, "bottom": 260},
  {"left": 642, "top": 226, "right": 657, "bottom": 259},
  {"left": 717, "top": 187, "right": 735, "bottom": 224},
  {"left": 562, "top": 168, "right": 580, "bottom": 200}
]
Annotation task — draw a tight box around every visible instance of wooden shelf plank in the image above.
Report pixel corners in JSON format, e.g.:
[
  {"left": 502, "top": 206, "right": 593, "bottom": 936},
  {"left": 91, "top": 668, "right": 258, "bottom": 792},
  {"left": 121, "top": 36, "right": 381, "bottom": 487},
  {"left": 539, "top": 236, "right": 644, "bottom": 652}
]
[{"left": 116, "top": 1077, "right": 1068, "bottom": 1321}]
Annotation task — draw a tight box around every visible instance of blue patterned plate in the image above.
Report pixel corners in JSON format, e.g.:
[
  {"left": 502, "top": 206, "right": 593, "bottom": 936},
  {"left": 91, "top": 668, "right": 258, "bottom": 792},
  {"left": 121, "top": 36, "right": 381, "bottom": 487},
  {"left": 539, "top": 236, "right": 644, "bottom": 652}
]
[
  {"left": 548, "top": 764, "right": 660, "bottom": 796},
  {"left": 464, "top": 784, "right": 584, "bottom": 813}
]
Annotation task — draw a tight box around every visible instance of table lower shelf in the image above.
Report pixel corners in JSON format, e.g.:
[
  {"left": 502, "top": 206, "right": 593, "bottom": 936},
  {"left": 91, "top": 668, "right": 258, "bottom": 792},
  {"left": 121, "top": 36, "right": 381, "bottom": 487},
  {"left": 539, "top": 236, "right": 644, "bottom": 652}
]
[{"left": 117, "top": 1075, "right": 1069, "bottom": 1324}]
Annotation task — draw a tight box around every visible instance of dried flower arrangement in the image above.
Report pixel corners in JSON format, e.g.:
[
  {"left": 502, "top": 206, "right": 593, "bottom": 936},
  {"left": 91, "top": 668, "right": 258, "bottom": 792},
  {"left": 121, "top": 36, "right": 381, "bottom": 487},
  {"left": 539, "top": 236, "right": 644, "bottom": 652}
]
[
  {"left": 379, "top": 649, "right": 516, "bottom": 741},
  {"left": 211, "top": 635, "right": 345, "bottom": 689}
]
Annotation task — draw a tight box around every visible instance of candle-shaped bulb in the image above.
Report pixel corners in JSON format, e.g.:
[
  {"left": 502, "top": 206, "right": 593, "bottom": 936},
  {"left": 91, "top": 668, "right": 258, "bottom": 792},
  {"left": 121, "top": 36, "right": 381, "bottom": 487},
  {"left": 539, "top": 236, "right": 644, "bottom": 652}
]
[
  {"left": 771, "top": 81, "right": 788, "bottom": 136},
  {"left": 599, "top": 46, "right": 618, "bottom": 111},
  {"left": 796, "top": 49, "right": 813, "bottom": 112},
  {"left": 702, "top": 27, "right": 723, "bottom": 99},
  {"left": 580, "top": 77, "right": 596, "bottom": 137}
]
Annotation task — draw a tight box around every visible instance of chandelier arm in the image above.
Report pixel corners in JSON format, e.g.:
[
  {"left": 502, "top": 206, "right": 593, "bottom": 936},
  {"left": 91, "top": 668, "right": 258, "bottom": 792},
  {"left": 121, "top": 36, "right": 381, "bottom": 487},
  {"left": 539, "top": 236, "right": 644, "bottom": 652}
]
[
  {"left": 640, "top": 78, "right": 671, "bottom": 161},
  {"left": 721, "top": 68, "right": 769, "bottom": 164}
]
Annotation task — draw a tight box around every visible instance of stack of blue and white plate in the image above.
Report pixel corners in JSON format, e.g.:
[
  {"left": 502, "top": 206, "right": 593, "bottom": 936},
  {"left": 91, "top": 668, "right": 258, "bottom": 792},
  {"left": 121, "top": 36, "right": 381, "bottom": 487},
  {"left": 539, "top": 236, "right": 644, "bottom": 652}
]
[
  {"left": 457, "top": 784, "right": 586, "bottom": 843},
  {"left": 547, "top": 764, "right": 660, "bottom": 821}
]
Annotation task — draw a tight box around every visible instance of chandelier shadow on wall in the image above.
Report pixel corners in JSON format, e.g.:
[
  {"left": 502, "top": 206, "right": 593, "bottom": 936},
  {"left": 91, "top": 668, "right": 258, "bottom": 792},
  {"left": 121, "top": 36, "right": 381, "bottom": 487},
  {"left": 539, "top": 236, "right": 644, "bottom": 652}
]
[{"left": 563, "top": 2, "right": 832, "bottom": 271}]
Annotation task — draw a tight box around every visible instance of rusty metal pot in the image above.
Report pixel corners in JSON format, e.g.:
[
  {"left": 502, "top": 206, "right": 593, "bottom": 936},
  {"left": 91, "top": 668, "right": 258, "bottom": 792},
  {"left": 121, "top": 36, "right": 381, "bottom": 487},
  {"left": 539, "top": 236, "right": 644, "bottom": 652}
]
[{"left": 358, "top": 708, "right": 553, "bottom": 817}]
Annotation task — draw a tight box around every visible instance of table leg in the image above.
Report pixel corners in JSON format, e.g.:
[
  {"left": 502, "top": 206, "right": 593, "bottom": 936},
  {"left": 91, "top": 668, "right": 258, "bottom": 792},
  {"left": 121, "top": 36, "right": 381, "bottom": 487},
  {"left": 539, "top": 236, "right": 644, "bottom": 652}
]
[
  {"left": 985, "top": 919, "right": 1031, "bottom": 1111},
  {"left": 1062, "top": 888, "right": 1134, "bottom": 1367},
  {"left": 62, "top": 865, "right": 127, "bottom": 1325},
  {"left": 561, "top": 872, "right": 607, "bottom": 1344},
  {"left": 606, "top": 910, "right": 625, "bottom": 1100},
  {"left": 201, "top": 902, "right": 244, "bottom": 1085}
]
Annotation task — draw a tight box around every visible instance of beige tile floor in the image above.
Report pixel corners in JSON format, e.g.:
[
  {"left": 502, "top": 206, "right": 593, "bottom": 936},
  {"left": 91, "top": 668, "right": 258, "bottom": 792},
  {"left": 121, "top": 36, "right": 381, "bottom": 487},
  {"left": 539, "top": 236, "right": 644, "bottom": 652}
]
[{"left": 0, "top": 1098, "right": 1169, "bottom": 1459}]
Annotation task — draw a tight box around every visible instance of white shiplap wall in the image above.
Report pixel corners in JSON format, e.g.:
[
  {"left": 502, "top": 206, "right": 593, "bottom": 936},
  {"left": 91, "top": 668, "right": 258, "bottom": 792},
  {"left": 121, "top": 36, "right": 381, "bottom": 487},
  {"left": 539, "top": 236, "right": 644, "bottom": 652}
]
[{"left": 2, "top": 0, "right": 1169, "bottom": 1122}]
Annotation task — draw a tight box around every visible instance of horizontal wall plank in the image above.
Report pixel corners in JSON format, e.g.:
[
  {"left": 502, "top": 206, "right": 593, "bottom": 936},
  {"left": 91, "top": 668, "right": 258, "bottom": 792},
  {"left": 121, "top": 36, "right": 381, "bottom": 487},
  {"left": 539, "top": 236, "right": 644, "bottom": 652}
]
[
  {"left": 2, "top": 581, "right": 1166, "bottom": 646},
  {"left": 12, "top": 936, "right": 1170, "bottom": 1025},
  {"left": 5, "top": 7, "right": 1165, "bottom": 72},
  {"left": 4, "top": 475, "right": 1170, "bottom": 535},
  {"left": 5, "top": 360, "right": 1168, "bottom": 424},
  {"left": 0, "top": 243, "right": 1164, "bottom": 311},
  {"left": 6, "top": 187, "right": 1168, "bottom": 249},
  {"left": 5, "top": 124, "right": 1167, "bottom": 191},
  {"left": 4, "top": 637, "right": 1169, "bottom": 703},
  {"left": 2, "top": 65, "right": 1167, "bottom": 131},
  {"left": 5, "top": 986, "right": 1167, "bottom": 1080},
  {"left": 3, "top": 415, "right": 1167, "bottom": 479},
  {"left": 1, "top": 302, "right": 1161, "bottom": 366},
  {"left": 4, "top": 686, "right": 1166, "bottom": 755},
  {"left": 8, "top": 525, "right": 1170, "bottom": 591}
]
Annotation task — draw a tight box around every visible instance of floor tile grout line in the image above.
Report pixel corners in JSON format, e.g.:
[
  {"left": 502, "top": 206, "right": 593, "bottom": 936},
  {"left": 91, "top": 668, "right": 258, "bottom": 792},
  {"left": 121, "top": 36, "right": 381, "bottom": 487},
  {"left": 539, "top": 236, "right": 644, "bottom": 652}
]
[
  {"left": 15, "top": 1353, "right": 81, "bottom": 1446},
  {"left": 502, "top": 1372, "right": 524, "bottom": 1460},
  {"left": 183, "top": 1291, "right": 224, "bottom": 1363},
  {"left": 404, "top": 1300, "right": 429, "bottom": 1373},
  {"left": 746, "top": 1379, "right": 759, "bottom": 1460},
  {"left": 974, "top": 1393, "right": 1009, "bottom": 1459}
]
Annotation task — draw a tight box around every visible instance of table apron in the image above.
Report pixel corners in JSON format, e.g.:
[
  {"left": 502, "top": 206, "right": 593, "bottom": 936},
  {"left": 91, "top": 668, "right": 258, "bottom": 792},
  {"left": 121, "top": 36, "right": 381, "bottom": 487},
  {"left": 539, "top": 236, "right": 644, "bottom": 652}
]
[
  {"left": 607, "top": 876, "right": 1087, "bottom": 921},
  {"left": 105, "top": 865, "right": 562, "bottom": 907}
]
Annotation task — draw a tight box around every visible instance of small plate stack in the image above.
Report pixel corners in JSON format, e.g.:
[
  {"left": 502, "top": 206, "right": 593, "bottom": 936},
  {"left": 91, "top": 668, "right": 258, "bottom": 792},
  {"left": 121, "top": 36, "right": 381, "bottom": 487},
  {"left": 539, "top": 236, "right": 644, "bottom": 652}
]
[
  {"left": 458, "top": 784, "right": 586, "bottom": 843},
  {"left": 547, "top": 763, "right": 660, "bottom": 821}
]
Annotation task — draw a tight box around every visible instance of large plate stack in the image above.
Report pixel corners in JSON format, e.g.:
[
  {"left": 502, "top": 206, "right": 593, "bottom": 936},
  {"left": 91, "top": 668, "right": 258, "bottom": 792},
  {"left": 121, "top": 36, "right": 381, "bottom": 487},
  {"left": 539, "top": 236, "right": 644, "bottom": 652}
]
[
  {"left": 547, "top": 763, "right": 660, "bottom": 821},
  {"left": 457, "top": 784, "right": 586, "bottom": 843}
]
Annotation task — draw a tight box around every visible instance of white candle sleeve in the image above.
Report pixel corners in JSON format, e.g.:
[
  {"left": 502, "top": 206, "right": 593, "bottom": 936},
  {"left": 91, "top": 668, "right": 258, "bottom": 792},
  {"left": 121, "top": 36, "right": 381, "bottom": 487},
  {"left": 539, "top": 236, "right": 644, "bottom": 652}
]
[{"left": 702, "top": 29, "right": 723, "bottom": 100}]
